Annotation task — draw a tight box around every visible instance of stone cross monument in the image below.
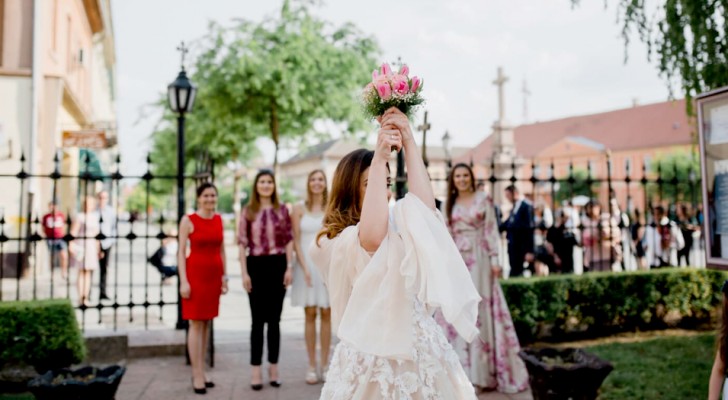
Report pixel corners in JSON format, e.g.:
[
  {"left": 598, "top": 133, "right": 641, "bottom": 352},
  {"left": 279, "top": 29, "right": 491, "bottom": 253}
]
[{"left": 489, "top": 67, "right": 524, "bottom": 206}]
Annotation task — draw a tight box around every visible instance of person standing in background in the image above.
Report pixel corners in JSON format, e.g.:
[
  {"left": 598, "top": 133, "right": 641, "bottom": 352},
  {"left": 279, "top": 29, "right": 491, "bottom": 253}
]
[
  {"left": 69, "top": 196, "right": 100, "bottom": 306},
  {"left": 676, "top": 204, "right": 698, "bottom": 266},
  {"left": 291, "top": 170, "right": 331, "bottom": 385},
  {"left": 500, "top": 185, "right": 535, "bottom": 277},
  {"left": 95, "top": 191, "right": 117, "bottom": 301},
  {"left": 178, "top": 183, "right": 228, "bottom": 394},
  {"left": 42, "top": 201, "right": 69, "bottom": 279},
  {"left": 440, "top": 163, "right": 528, "bottom": 393},
  {"left": 238, "top": 170, "right": 294, "bottom": 391}
]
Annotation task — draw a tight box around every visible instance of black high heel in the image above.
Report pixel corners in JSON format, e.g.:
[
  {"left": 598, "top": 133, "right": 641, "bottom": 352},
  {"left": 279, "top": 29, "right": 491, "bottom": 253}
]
[
  {"left": 269, "top": 366, "right": 281, "bottom": 388},
  {"left": 191, "top": 378, "right": 207, "bottom": 395},
  {"left": 251, "top": 383, "right": 263, "bottom": 391},
  {"left": 205, "top": 381, "right": 215, "bottom": 388}
]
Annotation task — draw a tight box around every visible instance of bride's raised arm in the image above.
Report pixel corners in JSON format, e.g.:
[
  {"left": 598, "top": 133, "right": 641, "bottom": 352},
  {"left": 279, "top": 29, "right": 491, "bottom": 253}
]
[
  {"left": 359, "top": 125, "right": 401, "bottom": 253},
  {"left": 380, "top": 108, "right": 436, "bottom": 210}
]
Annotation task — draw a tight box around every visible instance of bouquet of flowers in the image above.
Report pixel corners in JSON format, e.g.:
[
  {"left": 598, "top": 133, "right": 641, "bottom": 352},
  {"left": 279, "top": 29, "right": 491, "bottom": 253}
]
[{"left": 362, "top": 63, "right": 424, "bottom": 119}]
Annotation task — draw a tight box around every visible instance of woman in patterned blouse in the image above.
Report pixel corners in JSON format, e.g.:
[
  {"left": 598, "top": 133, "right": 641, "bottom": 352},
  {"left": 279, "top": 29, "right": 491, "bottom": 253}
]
[{"left": 238, "top": 170, "right": 294, "bottom": 391}]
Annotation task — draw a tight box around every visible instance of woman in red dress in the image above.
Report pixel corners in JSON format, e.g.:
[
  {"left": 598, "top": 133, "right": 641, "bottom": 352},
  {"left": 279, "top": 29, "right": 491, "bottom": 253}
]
[{"left": 179, "top": 182, "right": 228, "bottom": 394}]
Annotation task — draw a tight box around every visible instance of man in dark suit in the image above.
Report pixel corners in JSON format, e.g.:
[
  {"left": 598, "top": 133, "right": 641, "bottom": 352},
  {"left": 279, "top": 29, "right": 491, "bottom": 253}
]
[{"left": 499, "top": 185, "right": 535, "bottom": 277}]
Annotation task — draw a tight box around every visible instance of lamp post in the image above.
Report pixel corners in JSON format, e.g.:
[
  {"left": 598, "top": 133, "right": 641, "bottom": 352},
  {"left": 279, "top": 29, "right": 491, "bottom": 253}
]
[{"left": 168, "top": 41, "right": 197, "bottom": 330}]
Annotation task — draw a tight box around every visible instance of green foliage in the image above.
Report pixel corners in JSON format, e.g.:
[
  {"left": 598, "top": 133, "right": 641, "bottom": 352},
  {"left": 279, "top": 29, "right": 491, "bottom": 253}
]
[
  {"left": 0, "top": 300, "right": 86, "bottom": 372},
  {"left": 124, "top": 182, "right": 170, "bottom": 214},
  {"left": 573, "top": 0, "right": 728, "bottom": 114},
  {"left": 181, "top": 0, "right": 379, "bottom": 168},
  {"left": 589, "top": 333, "right": 714, "bottom": 400},
  {"left": 501, "top": 268, "right": 726, "bottom": 343},
  {"left": 555, "top": 168, "right": 599, "bottom": 203},
  {"left": 647, "top": 150, "right": 702, "bottom": 204}
]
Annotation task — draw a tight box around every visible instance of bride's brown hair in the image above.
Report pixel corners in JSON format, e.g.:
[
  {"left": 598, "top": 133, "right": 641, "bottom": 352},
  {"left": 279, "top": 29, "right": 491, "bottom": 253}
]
[{"left": 317, "top": 149, "right": 386, "bottom": 243}]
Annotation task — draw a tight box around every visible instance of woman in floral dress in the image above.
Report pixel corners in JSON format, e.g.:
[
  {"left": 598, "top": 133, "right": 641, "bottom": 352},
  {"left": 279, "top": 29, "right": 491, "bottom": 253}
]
[{"left": 439, "top": 163, "right": 529, "bottom": 393}]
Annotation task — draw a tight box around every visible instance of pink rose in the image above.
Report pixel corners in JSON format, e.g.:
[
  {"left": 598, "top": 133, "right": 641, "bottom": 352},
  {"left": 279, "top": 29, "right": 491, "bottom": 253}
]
[
  {"left": 376, "top": 82, "right": 392, "bottom": 100},
  {"left": 391, "top": 74, "right": 409, "bottom": 95},
  {"left": 373, "top": 73, "right": 389, "bottom": 86},
  {"left": 398, "top": 64, "right": 409, "bottom": 76},
  {"left": 381, "top": 63, "right": 393, "bottom": 77},
  {"left": 410, "top": 76, "right": 421, "bottom": 92}
]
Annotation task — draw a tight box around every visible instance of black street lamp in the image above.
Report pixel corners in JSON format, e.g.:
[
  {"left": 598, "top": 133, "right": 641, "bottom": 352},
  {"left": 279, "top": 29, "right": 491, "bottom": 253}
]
[
  {"left": 442, "top": 130, "right": 452, "bottom": 170},
  {"left": 168, "top": 42, "right": 197, "bottom": 330}
]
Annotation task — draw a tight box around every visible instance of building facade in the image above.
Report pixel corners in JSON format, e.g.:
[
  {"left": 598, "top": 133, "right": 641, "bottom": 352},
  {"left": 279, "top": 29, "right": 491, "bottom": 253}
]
[{"left": 0, "top": 0, "right": 117, "bottom": 229}]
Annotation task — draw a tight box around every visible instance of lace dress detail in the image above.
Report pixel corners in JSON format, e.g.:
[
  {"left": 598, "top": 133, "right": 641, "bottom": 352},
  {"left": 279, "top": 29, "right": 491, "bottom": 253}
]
[{"left": 321, "top": 300, "right": 476, "bottom": 400}]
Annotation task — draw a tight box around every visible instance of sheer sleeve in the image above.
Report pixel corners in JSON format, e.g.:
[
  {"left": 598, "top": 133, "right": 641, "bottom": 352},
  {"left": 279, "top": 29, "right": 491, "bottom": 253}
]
[{"left": 309, "top": 226, "right": 370, "bottom": 336}]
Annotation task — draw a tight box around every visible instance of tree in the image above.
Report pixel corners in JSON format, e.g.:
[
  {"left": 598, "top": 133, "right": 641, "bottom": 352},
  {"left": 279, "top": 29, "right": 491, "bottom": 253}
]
[
  {"left": 192, "top": 0, "right": 380, "bottom": 169},
  {"left": 647, "top": 150, "right": 701, "bottom": 204},
  {"left": 555, "top": 168, "right": 599, "bottom": 203},
  {"left": 573, "top": 0, "right": 728, "bottom": 114}
]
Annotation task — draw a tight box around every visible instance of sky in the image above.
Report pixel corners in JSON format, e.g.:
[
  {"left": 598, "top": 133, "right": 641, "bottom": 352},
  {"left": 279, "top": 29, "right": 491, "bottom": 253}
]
[{"left": 112, "top": 0, "right": 670, "bottom": 176}]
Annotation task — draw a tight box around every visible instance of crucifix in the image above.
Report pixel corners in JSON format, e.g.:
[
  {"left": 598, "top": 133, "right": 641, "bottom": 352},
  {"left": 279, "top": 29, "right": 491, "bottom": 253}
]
[
  {"left": 177, "top": 41, "right": 189, "bottom": 71},
  {"left": 417, "top": 111, "right": 431, "bottom": 167},
  {"left": 492, "top": 67, "right": 509, "bottom": 126}
]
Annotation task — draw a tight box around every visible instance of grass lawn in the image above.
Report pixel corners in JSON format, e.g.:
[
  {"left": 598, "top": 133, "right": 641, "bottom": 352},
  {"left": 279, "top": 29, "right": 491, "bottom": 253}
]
[
  {"left": 0, "top": 394, "right": 33, "bottom": 400},
  {"left": 586, "top": 332, "right": 715, "bottom": 400}
]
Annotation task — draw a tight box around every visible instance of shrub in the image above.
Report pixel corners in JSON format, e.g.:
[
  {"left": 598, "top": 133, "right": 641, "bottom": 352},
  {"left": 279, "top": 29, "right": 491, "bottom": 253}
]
[
  {"left": 0, "top": 299, "right": 86, "bottom": 372},
  {"left": 501, "top": 268, "right": 726, "bottom": 343}
]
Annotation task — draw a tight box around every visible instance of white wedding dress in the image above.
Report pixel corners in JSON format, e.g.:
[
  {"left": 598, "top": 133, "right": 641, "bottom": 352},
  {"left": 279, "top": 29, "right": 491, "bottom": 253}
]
[{"left": 310, "top": 194, "right": 481, "bottom": 400}]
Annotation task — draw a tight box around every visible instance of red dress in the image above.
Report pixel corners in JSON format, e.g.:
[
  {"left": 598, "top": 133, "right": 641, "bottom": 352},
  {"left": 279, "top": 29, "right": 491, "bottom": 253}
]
[{"left": 182, "top": 213, "right": 224, "bottom": 320}]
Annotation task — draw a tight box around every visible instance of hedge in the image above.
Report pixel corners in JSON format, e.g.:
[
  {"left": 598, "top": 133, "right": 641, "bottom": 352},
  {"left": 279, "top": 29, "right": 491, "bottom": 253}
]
[
  {"left": 0, "top": 299, "right": 86, "bottom": 372},
  {"left": 501, "top": 268, "right": 727, "bottom": 343}
]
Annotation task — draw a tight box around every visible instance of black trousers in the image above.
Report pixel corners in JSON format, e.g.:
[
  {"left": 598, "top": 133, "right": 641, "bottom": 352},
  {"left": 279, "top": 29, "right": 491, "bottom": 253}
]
[
  {"left": 678, "top": 245, "right": 691, "bottom": 266},
  {"left": 247, "top": 254, "right": 287, "bottom": 366},
  {"left": 99, "top": 247, "right": 112, "bottom": 297}
]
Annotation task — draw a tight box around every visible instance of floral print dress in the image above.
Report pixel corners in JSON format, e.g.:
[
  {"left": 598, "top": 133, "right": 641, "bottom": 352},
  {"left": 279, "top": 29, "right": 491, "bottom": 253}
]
[{"left": 437, "top": 192, "right": 529, "bottom": 393}]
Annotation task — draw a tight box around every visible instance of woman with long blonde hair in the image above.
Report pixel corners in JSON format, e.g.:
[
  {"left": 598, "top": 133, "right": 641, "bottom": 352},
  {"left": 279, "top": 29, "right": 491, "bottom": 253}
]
[
  {"left": 291, "top": 169, "right": 331, "bottom": 384},
  {"left": 310, "top": 108, "right": 480, "bottom": 399}
]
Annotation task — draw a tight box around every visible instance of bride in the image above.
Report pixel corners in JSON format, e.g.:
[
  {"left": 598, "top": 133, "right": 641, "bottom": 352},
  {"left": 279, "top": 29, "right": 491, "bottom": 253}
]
[{"left": 310, "top": 108, "right": 482, "bottom": 399}]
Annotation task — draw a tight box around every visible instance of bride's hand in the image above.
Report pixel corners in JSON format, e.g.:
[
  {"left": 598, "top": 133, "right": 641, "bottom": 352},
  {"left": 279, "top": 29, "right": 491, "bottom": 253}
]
[
  {"left": 375, "top": 127, "right": 402, "bottom": 161},
  {"left": 380, "top": 108, "right": 414, "bottom": 147}
]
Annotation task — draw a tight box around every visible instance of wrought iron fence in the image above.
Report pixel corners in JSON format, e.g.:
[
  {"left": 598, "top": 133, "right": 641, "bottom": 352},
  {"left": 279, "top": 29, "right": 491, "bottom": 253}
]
[
  {"left": 424, "top": 151, "right": 704, "bottom": 274},
  {"left": 0, "top": 150, "right": 213, "bottom": 331}
]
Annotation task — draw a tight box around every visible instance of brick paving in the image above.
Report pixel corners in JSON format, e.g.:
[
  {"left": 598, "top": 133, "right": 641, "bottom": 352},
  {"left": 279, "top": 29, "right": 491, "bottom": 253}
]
[{"left": 117, "top": 333, "right": 532, "bottom": 400}]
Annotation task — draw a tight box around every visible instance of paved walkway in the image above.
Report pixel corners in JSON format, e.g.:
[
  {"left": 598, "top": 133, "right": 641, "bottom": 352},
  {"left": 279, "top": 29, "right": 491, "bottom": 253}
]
[
  {"left": 3, "top": 222, "right": 531, "bottom": 399},
  {"left": 117, "top": 334, "right": 532, "bottom": 400}
]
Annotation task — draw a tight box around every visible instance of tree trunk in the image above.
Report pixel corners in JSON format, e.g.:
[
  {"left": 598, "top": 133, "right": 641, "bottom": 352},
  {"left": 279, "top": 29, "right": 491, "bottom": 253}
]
[
  {"left": 270, "top": 100, "right": 280, "bottom": 174},
  {"left": 232, "top": 168, "right": 242, "bottom": 233}
]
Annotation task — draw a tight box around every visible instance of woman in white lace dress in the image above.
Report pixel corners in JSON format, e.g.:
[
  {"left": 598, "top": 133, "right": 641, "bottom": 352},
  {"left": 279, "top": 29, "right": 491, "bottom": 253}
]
[
  {"left": 291, "top": 169, "right": 331, "bottom": 384},
  {"left": 310, "top": 108, "right": 480, "bottom": 399}
]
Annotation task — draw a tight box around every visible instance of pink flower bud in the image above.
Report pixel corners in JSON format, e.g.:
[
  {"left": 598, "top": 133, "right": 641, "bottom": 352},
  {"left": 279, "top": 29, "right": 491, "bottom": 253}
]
[{"left": 410, "top": 76, "right": 421, "bottom": 93}]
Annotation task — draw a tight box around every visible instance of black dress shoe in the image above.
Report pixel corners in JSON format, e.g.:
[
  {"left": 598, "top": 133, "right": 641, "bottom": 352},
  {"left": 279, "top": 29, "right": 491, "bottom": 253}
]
[
  {"left": 270, "top": 380, "right": 282, "bottom": 388},
  {"left": 251, "top": 383, "right": 263, "bottom": 391},
  {"left": 191, "top": 378, "right": 207, "bottom": 395},
  {"left": 205, "top": 381, "right": 215, "bottom": 388},
  {"left": 99, "top": 294, "right": 111, "bottom": 300}
]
